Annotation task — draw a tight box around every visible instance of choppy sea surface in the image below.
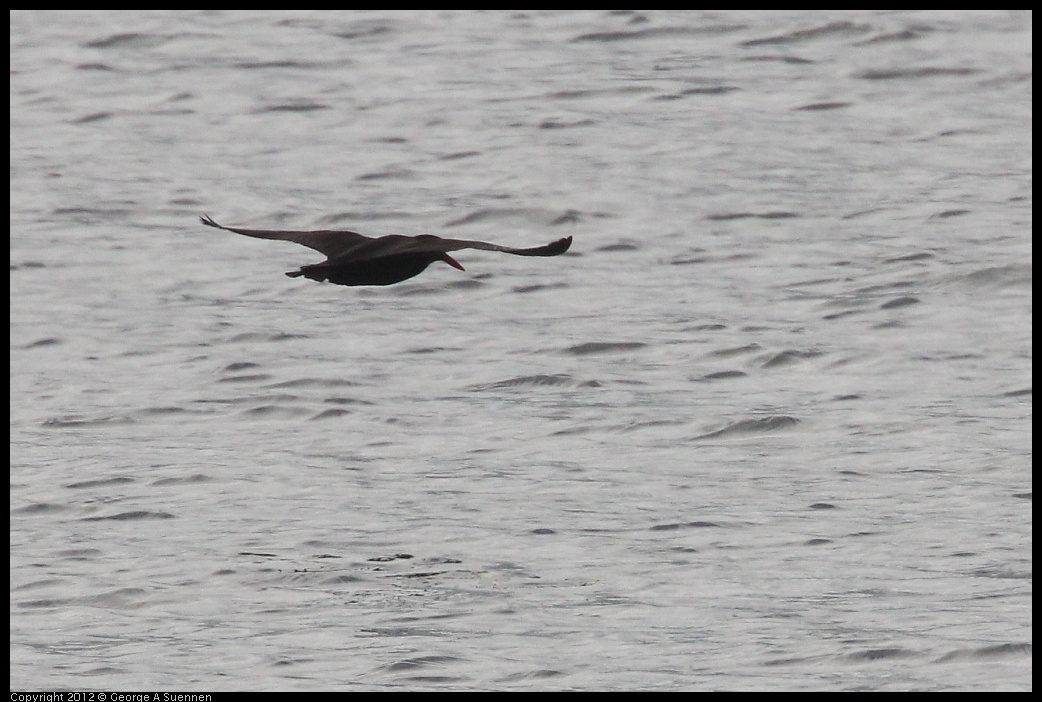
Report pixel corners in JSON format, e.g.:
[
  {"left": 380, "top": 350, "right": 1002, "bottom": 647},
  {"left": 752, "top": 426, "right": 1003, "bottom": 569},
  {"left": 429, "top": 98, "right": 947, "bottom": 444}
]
[{"left": 10, "top": 10, "right": 1031, "bottom": 691}]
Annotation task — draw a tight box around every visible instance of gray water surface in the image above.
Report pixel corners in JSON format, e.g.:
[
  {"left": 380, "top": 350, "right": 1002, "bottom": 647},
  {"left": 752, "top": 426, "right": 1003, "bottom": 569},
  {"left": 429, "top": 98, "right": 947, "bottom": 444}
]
[{"left": 10, "top": 10, "right": 1031, "bottom": 691}]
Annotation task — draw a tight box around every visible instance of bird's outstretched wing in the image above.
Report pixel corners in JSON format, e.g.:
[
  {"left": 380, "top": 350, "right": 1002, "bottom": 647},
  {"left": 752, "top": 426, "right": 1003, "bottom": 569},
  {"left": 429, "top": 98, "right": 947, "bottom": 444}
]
[
  {"left": 326, "top": 233, "right": 573, "bottom": 265},
  {"left": 200, "top": 215, "right": 370, "bottom": 258},
  {"left": 425, "top": 235, "right": 573, "bottom": 257}
]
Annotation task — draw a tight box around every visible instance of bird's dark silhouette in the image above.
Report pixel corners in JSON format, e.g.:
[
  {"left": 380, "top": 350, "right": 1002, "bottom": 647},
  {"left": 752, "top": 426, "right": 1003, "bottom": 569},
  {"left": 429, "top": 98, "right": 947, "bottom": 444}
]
[{"left": 201, "top": 215, "right": 572, "bottom": 287}]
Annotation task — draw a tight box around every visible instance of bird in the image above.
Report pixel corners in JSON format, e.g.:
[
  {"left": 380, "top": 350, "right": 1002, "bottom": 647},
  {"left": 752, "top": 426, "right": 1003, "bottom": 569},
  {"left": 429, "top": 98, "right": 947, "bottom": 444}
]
[{"left": 200, "top": 215, "right": 572, "bottom": 287}]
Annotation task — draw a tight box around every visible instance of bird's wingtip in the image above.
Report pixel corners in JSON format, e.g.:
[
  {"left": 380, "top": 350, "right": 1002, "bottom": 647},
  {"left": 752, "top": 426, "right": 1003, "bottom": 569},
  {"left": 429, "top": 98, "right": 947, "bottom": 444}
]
[{"left": 200, "top": 214, "right": 219, "bottom": 228}]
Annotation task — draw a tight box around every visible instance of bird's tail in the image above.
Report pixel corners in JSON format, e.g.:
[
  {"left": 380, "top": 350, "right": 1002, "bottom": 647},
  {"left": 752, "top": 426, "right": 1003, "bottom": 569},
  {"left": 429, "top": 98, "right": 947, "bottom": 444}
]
[{"left": 286, "top": 265, "right": 327, "bottom": 282}]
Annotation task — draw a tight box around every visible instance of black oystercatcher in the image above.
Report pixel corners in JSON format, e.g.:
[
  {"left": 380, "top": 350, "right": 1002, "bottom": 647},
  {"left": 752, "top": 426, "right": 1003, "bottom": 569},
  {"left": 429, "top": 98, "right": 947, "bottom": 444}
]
[{"left": 201, "top": 215, "right": 572, "bottom": 287}]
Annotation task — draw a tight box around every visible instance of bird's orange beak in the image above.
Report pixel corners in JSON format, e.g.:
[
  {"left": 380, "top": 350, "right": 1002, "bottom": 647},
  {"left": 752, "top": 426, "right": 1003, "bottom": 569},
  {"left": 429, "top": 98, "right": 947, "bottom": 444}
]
[{"left": 441, "top": 253, "right": 465, "bottom": 271}]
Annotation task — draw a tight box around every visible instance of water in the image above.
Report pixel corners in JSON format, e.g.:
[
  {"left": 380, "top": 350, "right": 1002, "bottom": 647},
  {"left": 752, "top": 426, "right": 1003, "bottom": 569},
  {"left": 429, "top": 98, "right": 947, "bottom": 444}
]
[{"left": 9, "top": 10, "right": 1031, "bottom": 691}]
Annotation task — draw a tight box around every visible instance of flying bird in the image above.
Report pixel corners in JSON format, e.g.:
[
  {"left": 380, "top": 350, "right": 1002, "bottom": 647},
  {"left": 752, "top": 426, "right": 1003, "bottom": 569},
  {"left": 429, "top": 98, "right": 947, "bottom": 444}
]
[{"left": 201, "top": 215, "right": 572, "bottom": 287}]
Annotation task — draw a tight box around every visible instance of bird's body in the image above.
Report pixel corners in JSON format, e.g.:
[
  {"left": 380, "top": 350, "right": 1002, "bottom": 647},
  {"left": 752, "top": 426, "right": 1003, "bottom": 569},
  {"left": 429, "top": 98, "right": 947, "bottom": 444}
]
[
  {"left": 289, "top": 247, "right": 460, "bottom": 287},
  {"left": 200, "top": 215, "right": 571, "bottom": 286}
]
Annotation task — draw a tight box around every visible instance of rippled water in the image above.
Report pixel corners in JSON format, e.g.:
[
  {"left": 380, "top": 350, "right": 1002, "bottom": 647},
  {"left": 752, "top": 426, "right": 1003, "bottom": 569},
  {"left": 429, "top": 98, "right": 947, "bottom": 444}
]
[{"left": 10, "top": 10, "right": 1032, "bottom": 691}]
